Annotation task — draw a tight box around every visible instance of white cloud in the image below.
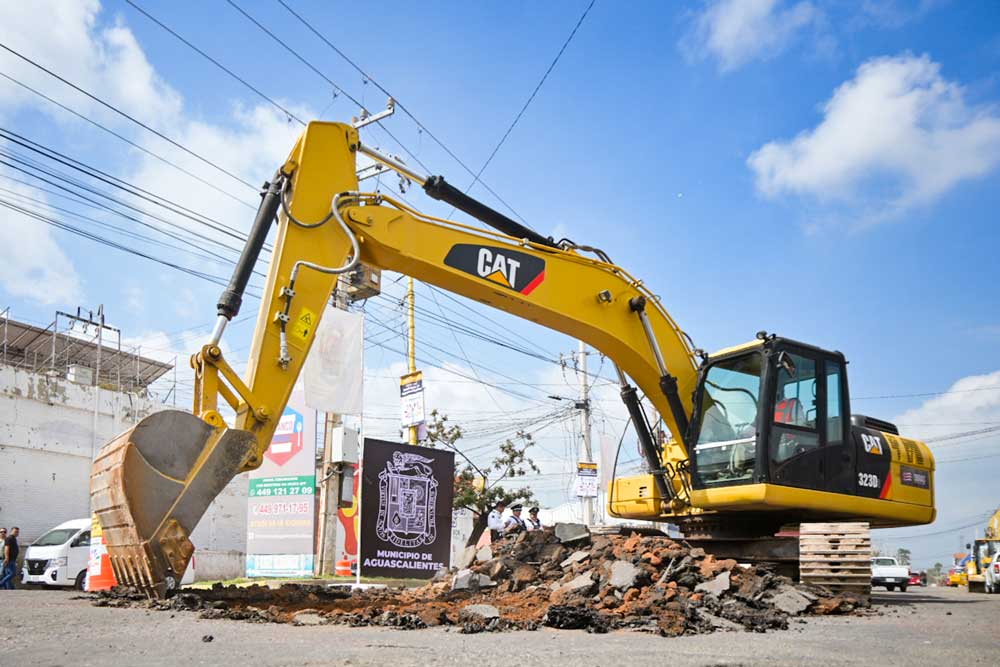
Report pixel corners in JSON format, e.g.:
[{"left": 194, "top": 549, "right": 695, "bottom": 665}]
[
  {"left": 875, "top": 370, "right": 1000, "bottom": 566},
  {"left": 0, "top": 0, "right": 312, "bottom": 306},
  {"left": 856, "top": 0, "right": 943, "bottom": 29},
  {"left": 0, "top": 177, "right": 83, "bottom": 304},
  {"left": 748, "top": 54, "right": 1000, "bottom": 223},
  {"left": 684, "top": 0, "right": 822, "bottom": 72},
  {"left": 0, "top": 0, "right": 182, "bottom": 127}
]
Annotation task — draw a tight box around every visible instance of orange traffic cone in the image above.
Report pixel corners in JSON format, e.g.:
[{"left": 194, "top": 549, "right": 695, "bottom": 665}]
[
  {"left": 335, "top": 559, "right": 352, "bottom": 577},
  {"left": 86, "top": 514, "right": 117, "bottom": 592}
]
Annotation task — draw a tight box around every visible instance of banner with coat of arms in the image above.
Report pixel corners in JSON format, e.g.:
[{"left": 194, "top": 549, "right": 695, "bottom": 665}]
[{"left": 359, "top": 439, "right": 454, "bottom": 579}]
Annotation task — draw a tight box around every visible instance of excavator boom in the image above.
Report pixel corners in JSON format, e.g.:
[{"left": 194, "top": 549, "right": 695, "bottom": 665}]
[
  {"left": 90, "top": 121, "right": 699, "bottom": 596},
  {"left": 91, "top": 120, "right": 936, "bottom": 596}
]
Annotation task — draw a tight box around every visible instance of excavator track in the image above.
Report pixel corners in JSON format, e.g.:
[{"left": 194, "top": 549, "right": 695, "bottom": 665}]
[{"left": 90, "top": 410, "right": 255, "bottom": 597}]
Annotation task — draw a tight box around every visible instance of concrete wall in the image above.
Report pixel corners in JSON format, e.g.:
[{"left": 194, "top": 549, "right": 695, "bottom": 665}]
[
  {"left": 0, "top": 366, "right": 249, "bottom": 580},
  {"left": 192, "top": 550, "right": 246, "bottom": 582}
]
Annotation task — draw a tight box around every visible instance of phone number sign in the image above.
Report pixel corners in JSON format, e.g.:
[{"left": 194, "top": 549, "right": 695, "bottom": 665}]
[{"left": 249, "top": 475, "right": 316, "bottom": 498}]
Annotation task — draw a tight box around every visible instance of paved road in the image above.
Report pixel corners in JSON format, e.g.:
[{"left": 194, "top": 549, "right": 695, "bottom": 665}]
[{"left": 1, "top": 586, "right": 996, "bottom": 666}]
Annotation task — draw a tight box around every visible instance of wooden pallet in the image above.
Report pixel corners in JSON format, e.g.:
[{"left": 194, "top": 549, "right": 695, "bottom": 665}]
[{"left": 799, "top": 522, "right": 871, "bottom": 595}]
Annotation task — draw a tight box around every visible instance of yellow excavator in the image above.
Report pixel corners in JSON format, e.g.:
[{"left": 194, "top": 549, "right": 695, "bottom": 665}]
[
  {"left": 966, "top": 508, "right": 1000, "bottom": 593},
  {"left": 90, "top": 121, "right": 936, "bottom": 596}
]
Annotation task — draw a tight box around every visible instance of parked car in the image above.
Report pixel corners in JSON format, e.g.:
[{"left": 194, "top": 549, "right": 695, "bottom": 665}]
[
  {"left": 871, "top": 556, "right": 910, "bottom": 591},
  {"left": 20, "top": 519, "right": 91, "bottom": 589},
  {"left": 908, "top": 572, "right": 922, "bottom": 587}
]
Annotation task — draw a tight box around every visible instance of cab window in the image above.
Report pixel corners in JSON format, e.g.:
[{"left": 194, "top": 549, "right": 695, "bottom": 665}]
[
  {"left": 826, "top": 364, "right": 843, "bottom": 444},
  {"left": 771, "top": 353, "right": 819, "bottom": 463},
  {"left": 693, "top": 352, "right": 762, "bottom": 487}
]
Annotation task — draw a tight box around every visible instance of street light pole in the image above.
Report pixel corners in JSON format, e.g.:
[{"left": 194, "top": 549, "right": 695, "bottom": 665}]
[{"left": 407, "top": 277, "right": 418, "bottom": 445}]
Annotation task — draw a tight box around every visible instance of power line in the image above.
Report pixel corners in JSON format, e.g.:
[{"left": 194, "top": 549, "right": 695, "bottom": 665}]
[
  {"left": 123, "top": 0, "right": 307, "bottom": 127},
  {"left": 364, "top": 302, "right": 575, "bottom": 398},
  {"left": 0, "top": 125, "right": 256, "bottom": 242},
  {"left": 0, "top": 186, "right": 232, "bottom": 267},
  {"left": 457, "top": 0, "right": 595, "bottom": 198},
  {"left": 883, "top": 512, "right": 994, "bottom": 540},
  {"left": 0, "top": 151, "right": 262, "bottom": 275},
  {"left": 0, "top": 42, "right": 259, "bottom": 191},
  {"left": 224, "top": 0, "right": 366, "bottom": 111},
  {"left": 926, "top": 425, "right": 1000, "bottom": 445},
  {"left": 426, "top": 285, "right": 509, "bottom": 415},
  {"left": 364, "top": 335, "right": 551, "bottom": 405},
  {"left": 274, "top": 0, "right": 529, "bottom": 224},
  {"left": 0, "top": 199, "right": 246, "bottom": 290},
  {"left": 225, "top": 0, "right": 439, "bottom": 196},
  {"left": 854, "top": 385, "right": 1000, "bottom": 400},
  {"left": 0, "top": 70, "right": 255, "bottom": 209},
  {"left": 938, "top": 451, "right": 1000, "bottom": 464}
]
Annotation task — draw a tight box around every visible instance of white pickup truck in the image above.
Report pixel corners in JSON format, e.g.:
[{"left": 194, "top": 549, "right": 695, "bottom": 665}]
[{"left": 871, "top": 556, "right": 910, "bottom": 592}]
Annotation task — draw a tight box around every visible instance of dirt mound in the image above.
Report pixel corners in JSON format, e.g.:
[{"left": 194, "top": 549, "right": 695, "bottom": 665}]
[{"left": 89, "top": 526, "right": 868, "bottom": 636}]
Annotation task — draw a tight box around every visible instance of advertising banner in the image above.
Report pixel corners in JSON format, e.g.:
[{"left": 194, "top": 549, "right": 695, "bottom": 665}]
[
  {"left": 400, "top": 371, "right": 425, "bottom": 427},
  {"left": 359, "top": 439, "right": 454, "bottom": 579},
  {"left": 574, "top": 462, "right": 599, "bottom": 498},
  {"left": 303, "top": 307, "right": 364, "bottom": 415},
  {"left": 246, "top": 391, "right": 317, "bottom": 578}
]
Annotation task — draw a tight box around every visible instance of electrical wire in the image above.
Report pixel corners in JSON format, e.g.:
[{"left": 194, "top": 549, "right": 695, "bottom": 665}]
[
  {"left": 0, "top": 151, "right": 255, "bottom": 267},
  {"left": 0, "top": 126, "right": 259, "bottom": 244},
  {"left": 0, "top": 42, "right": 258, "bottom": 191},
  {"left": 0, "top": 70, "right": 255, "bottom": 209},
  {"left": 123, "top": 0, "right": 307, "bottom": 127},
  {"left": 452, "top": 0, "right": 595, "bottom": 202},
  {"left": 274, "top": 0, "right": 529, "bottom": 224},
  {"left": 0, "top": 199, "right": 252, "bottom": 291}
]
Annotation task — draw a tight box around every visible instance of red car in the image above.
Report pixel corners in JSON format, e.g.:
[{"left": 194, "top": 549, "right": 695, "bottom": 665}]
[{"left": 908, "top": 572, "right": 923, "bottom": 587}]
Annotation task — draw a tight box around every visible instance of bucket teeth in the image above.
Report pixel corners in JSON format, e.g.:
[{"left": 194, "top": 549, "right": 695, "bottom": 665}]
[{"left": 90, "top": 410, "right": 255, "bottom": 598}]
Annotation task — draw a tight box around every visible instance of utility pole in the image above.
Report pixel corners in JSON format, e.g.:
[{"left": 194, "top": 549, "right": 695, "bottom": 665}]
[
  {"left": 407, "top": 276, "right": 418, "bottom": 445},
  {"left": 316, "top": 277, "right": 347, "bottom": 576},
  {"left": 578, "top": 341, "right": 594, "bottom": 526}
]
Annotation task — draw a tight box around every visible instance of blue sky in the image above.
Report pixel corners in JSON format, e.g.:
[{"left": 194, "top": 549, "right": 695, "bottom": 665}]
[{"left": 1, "top": 0, "right": 999, "bottom": 568}]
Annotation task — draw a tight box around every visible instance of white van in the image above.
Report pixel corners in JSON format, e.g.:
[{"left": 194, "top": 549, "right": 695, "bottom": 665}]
[{"left": 21, "top": 518, "right": 91, "bottom": 589}]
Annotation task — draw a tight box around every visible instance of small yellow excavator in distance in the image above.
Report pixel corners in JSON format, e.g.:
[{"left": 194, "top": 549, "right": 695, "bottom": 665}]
[
  {"left": 966, "top": 508, "right": 1000, "bottom": 593},
  {"left": 90, "top": 121, "right": 936, "bottom": 597}
]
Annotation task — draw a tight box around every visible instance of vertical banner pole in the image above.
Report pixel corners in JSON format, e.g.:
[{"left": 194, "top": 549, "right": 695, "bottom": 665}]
[{"left": 354, "top": 437, "right": 363, "bottom": 589}]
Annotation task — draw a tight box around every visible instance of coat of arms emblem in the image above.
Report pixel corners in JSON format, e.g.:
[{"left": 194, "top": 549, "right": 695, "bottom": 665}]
[{"left": 376, "top": 451, "right": 438, "bottom": 548}]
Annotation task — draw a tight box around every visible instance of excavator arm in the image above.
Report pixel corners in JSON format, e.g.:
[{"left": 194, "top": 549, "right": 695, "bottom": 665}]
[{"left": 90, "top": 121, "right": 699, "bottom": 596}]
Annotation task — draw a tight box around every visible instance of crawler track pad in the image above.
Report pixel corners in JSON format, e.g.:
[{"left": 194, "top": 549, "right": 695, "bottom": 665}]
[{"left": 90, "top": 410, "right": 255, "bottom": 598}]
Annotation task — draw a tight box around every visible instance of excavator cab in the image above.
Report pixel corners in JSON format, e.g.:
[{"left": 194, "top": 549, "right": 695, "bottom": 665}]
[
  {"left": 688, "top": 335, "right": 853, "bottom": 496},
  {"left": 611, "top": 333, "right": 935, "bottom": 529}
]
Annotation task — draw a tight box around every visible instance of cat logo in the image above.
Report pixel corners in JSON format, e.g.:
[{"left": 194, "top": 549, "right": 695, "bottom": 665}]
[
  {"left": 861, "top": 433, "right": 883, "bottom": 455},
  {"left": 443, "top": 244, "right": 545, "bottom": 295}
]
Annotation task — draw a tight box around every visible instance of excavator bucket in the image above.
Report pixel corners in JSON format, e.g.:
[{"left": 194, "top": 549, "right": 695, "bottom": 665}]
[{"left": 90, "top": 410, "right": 255, "bottom": 598}]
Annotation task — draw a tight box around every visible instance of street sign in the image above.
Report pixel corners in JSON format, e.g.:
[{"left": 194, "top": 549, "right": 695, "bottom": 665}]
[
  {"left": 400, "top": 371, "right": 425, "bottom": 427},
  {"left": 574, "top": 462, "right": 599, "bottom": 498},
  {"left": 245, "top": 392, "right": 317, "bottom": 578}
]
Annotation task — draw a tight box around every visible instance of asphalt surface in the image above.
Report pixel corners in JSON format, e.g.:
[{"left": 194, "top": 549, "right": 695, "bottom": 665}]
[{"left": 1, "top": 586, "right": 996, "bottom": 666}]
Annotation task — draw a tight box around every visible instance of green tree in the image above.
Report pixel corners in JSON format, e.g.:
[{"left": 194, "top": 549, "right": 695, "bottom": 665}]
[
  {"left": 896, "top": 547, "right": 912, "bottom": 566},
  {"left": 424, "top": 410, "right": 541, "bottom": 546}
]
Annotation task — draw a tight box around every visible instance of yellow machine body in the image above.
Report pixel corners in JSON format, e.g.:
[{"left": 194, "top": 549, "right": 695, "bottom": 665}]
[{"left": 90, "top": 121, "right": 936, "bottom": 596}]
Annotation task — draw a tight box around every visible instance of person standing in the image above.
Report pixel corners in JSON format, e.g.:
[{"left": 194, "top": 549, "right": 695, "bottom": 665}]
[
  {"left": 487, "top": 501, "right": 507, "bottom": 542},
  {"left": 526, "top": 507, "right": 542, "bottom": 531},
  {"left": 1, "top": 526, "right": 19, "bottom": 590},
  {"left": 503, "top": 504, "right": 527, "bottom": 535}
]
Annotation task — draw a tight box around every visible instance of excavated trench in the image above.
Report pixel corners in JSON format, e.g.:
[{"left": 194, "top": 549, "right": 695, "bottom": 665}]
[{"left": 89, "top": 527, "right": 869, "bottom": 637}]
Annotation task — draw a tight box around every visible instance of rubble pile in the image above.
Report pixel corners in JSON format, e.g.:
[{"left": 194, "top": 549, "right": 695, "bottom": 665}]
[{"left": 90, "top": 525, "right": 868, "bottom": 637}]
